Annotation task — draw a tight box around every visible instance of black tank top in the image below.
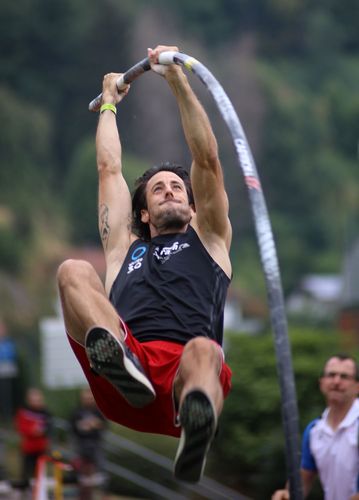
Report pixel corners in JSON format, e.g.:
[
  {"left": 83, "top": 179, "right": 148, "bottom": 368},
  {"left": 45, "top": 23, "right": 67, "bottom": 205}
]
[{"left": 109, "top": 226, "right": 231, "bottom": 345}]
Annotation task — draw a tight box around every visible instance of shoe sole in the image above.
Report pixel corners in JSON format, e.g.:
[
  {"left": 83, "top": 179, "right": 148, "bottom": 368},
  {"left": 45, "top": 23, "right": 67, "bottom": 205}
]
[
  {"left": 85, "top": 328, "right": 156, "bottom": 408},
  {"left": 174, "top": 390, "right": 217, "bottom": 483}
]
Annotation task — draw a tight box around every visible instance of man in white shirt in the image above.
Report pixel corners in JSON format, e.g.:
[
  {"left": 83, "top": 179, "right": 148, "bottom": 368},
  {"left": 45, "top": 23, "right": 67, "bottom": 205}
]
[{"left": 272, "top": 354, "right": 359, "bottom": 500}]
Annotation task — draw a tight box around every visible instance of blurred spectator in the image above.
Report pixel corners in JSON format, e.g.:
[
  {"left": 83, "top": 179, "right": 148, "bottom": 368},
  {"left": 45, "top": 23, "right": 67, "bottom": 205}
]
[
  {"left": 15, "top": 388, "right": 53, "bottom": 487},
  {"left": 0, "top": 319, "right": 18, "bottom": 421},
  {"left": 70, "top": 387, "right": 109, "bottom": 500},
  {"left": 272, "top": 354, "right": 359, "bottom": 500}
]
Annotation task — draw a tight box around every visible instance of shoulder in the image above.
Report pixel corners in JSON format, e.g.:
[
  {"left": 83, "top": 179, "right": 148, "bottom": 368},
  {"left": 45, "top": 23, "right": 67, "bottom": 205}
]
[
  {"left": 190, "top": 222, "right": 232, "bottom": 278},
  {"left": 302, "top": 418, "right": 321, "bottom": 451},
  {"left": 304, "top": 418, "right": 321, "bottom": 433},
  {"left": 301, "top": 418, "right": 320, "bottom": 471},
  {"left": 105, "top": 235, "right": 144, "bottom": 294},
  {"left": 352, "top": 398, "right": 359, "bottom": 415}
]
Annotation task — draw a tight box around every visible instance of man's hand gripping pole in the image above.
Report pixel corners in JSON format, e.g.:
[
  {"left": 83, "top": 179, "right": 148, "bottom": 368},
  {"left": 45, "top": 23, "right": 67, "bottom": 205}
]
[{"left": 88, "top": 52, "right": 178, "bottom": 112}]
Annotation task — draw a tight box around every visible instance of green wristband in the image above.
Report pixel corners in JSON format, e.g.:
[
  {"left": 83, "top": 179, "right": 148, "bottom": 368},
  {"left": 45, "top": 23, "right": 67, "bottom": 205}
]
[{"left": 100, "top": 103, "right": 117, "bottom": 115}]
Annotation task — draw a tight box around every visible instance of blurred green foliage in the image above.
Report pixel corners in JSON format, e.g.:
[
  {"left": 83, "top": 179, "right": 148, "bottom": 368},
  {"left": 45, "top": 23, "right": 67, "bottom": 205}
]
[{"left": 1, "top": 0, "right": 358, "bottom": 294}]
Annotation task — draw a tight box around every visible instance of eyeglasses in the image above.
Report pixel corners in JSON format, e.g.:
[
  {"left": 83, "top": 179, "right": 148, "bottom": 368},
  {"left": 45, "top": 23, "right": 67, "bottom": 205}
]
[{"left": 323, "top": 371, "right": 357, "bottom": 381}]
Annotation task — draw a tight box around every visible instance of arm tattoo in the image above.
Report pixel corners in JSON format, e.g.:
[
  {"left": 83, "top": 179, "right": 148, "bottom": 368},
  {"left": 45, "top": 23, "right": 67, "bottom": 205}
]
[{"left": 99, "top": 204, "right": 111, "bottom": 249}]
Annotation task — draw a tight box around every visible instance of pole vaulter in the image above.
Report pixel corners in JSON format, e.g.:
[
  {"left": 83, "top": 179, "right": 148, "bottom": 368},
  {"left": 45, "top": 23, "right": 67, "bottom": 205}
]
[{"left": 89, "top": 51, "right": 303, "bottom": 500}]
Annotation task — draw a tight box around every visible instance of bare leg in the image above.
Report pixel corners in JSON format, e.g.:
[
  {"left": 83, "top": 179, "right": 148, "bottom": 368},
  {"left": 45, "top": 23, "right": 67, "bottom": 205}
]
[
  {"left": 57, "top": 259, "right": 123, "bottom": 344},
  {"left": 57, "top": 259, "right": 156, "bottom": 407},
  {"left": 174, "top": 337, "right": 224, "bottom": 415},
  {"left": 173, "top": 337, "right": 224, "bottom": 483}
]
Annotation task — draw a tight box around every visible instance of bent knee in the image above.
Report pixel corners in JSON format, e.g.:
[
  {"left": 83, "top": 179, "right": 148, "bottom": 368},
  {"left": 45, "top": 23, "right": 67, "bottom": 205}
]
[
  {"left": 183, "top": 336, "right": 221, "bottom": 360},
  {"left": 57, "top": 259, "right": 95, "bottom": 288}
]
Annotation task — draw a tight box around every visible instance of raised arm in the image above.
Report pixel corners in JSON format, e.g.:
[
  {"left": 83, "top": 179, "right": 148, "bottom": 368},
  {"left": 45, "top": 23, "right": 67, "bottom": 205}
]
[
  {"left": 96, "top": 74, "right": 134, "bottom": 294},
  {"left": 148, "top": 46, "right": 232, "bottom": 269}
]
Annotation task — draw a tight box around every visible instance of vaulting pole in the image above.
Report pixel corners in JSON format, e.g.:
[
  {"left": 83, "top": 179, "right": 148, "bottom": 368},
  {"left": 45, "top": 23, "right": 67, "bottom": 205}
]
[{"left": 89, "top": 51, "right": 303, "bottom": 499}]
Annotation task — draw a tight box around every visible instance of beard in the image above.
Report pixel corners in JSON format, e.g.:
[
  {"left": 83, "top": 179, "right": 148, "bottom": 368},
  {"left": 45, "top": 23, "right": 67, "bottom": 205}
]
[{"left": 151, "top": 204, "right": 192, "bottom": 233}]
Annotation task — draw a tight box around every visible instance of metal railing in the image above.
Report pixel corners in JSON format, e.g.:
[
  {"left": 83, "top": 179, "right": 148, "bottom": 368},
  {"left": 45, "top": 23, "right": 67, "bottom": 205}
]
[
  {"left": 0, "top": 421, "right": 250, "bottom": 499},
  {"left": 55, "top": 418, "right": 250, "bottom": 499}
]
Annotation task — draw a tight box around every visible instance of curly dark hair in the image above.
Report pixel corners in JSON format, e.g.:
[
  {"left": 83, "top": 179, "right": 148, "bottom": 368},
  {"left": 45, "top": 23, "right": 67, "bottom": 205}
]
[{"left": 131, "top": 162, "right": 194, "bottom": 241}]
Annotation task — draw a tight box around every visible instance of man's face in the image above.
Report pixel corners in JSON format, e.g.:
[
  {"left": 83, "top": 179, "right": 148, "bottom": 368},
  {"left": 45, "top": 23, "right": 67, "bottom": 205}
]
[
  {"left": 319, "top": 357, "right": 359, "bottom": 406},
  {"left": 141, "top": 171, "right": 193, "bottom": 236},
  {"left": 27, "top": 389, "right": 45, "bottom": 410}
]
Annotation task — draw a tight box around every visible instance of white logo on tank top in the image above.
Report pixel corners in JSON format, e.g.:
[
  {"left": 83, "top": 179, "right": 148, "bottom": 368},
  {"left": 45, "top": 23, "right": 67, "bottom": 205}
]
[{"left": 153, "top": 241, "right": 190, "bottom": 263}]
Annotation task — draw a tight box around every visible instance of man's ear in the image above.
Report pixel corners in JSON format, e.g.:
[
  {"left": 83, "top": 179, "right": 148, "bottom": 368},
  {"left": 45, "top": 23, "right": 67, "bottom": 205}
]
[
  {"left": 190, "top": 203, "right": 196, "bottom": 214},
  {"left": 141, "top": 209, "right": 149, "bottom": 223}
]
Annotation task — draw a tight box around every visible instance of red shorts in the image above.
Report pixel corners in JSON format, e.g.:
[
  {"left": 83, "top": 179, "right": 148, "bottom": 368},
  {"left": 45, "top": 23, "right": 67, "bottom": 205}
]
[{"left": 67, "top": 324, "right": 232, "bottom": 437}]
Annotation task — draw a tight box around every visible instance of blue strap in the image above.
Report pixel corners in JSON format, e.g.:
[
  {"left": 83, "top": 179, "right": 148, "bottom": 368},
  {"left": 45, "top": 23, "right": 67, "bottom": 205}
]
[{"left": 301, "top": 418, "right": 320, "bottom": 471}]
